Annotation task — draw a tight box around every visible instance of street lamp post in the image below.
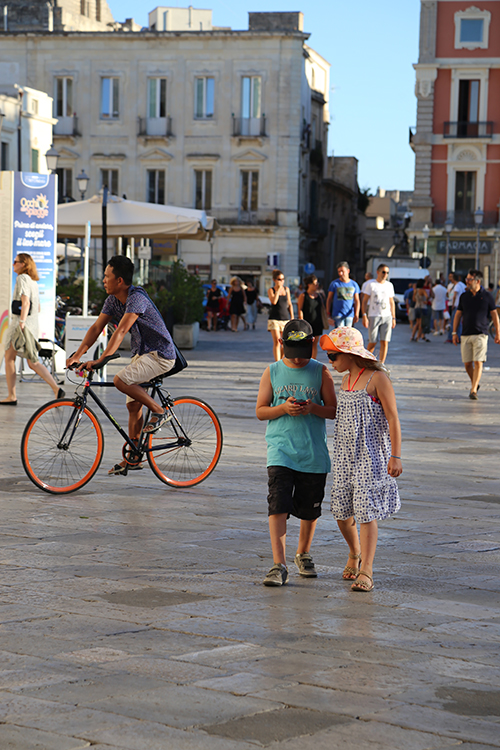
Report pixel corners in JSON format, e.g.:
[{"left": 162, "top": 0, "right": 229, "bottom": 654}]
[
  {"left": 44, "top": 144, "right": 60, "bottom": 173},
  {"left": 102, "top": 185, "right": 108, "bottom": 271},
  {"left": 474, "top": 207, "right": 484, "bottom": 268},
  {"left": 422, "top": 224, "right": 430, "bottom": 260},
  {"left": 444, "top": 218, "right": 453, "bottom": 277},
  {"left": 76, "top": 169, "right": 89, "bottom": 201}
]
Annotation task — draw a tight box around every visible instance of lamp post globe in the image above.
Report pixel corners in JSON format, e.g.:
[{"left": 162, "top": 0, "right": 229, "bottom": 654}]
[
  {"left": 45, "top": 144, "right": 60, "bottom": 173},
  {"left": 76, "top": 169, "right": 90, "bottom": 201},
  {"left": 422, "top": 224, "right": 430, "bottom": 258}
]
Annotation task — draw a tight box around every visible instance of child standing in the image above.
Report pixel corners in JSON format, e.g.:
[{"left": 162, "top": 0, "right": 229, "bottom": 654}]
[
  {"left": 256, "top": 320, "right": 337, "bottom": 586},
  {"left": 319, "top": 327, "right": 402, "bottom": 592}
]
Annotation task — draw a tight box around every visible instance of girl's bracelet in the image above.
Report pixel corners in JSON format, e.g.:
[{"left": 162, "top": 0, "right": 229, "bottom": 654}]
[{"left": 391, "top": 455, "right": 401, "bottom": 460}]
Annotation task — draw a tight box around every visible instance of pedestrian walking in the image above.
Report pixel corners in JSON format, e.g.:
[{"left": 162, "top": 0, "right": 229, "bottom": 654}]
[
  {"left": 245, "top": 280, "right": 259, "bottom": 330},
  {"left": 297, "top": 273, "right": 327, "bottom": 359},
  {"left": 431, "top": 278, "right": 447, "bottom": 335},
  {"left": 320, "top": 327, "right": 402, "bottom": 593},
  {"left": 227, "top": 277, "right": 248, "bottom": 332},
  {"left": 206, "top": 279, "right": 221, "bottom": 331},
  {"left": 413, "top": 279, "right": 430, "bottom": 342},
  {"left": 404, "top": 282, "right": 417, "bottom": 340},
  {"left": 361, "top": 263, "right": 396, "bottom": 363},
  {"left": 256, "top": 319, "right": 337, "bottom": 586},
  {"left": 1, "top": 253, "right": 64, "bottom": 405},
  {"left": 452, "top": 269, "right": 500, "bottom": 399},
  {"left": 446, "top": 273, "right": 466, "bottom": 342},
  {"left": 326, "top": 261, "right": 360, "bottom": 327},
  {"left": 267, "top": 269, "right": 294, "bottom": 361}
]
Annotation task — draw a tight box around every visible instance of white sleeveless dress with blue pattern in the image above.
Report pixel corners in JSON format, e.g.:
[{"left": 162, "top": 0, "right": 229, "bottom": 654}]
[{"left": 331, "top": 373, "right": 400, "bottom": 523}]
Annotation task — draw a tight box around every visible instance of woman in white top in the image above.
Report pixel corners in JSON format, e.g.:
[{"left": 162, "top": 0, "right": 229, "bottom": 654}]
[{"left": 1, "top": 253, "right": 64, "bottom": 405}]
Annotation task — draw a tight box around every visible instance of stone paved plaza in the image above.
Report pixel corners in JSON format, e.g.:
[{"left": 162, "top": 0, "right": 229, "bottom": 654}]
[{"left": 0, "top": 320, "right": 499, "bottom": 750}]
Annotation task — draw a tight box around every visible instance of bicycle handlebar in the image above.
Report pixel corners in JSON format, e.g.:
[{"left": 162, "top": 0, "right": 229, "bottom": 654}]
[{"left": 68, "top": 352, "right": 121, "bottom": 373}]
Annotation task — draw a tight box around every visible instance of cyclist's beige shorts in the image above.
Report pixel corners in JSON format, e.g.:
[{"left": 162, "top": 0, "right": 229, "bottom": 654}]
[{"left": 116, "top": 352, "right": 176, "bottom": 403}]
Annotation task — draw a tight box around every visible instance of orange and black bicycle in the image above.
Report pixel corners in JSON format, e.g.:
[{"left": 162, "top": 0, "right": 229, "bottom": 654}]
[{"left": 20, "top": 353, "right": 223, "bottom": 494}]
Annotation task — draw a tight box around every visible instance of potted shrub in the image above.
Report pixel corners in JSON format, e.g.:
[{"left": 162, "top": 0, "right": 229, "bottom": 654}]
[{"left": 165, "top": 260, "right": 204, "bottom": 349}]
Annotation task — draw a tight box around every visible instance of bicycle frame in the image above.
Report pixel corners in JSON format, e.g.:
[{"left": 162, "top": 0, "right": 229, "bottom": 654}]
[{"left": 71, "top": 375, "right": 191, "bottom": 458}]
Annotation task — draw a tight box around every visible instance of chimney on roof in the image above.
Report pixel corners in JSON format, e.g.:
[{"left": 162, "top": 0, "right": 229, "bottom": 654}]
[{"left": 248, "top": 12, "right": 304, "bottom": 32}]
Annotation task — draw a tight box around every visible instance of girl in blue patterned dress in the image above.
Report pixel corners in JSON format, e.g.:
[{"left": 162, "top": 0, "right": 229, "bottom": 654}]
[{"left": 320, "top": 327, "right": 402, "bottom": 592}]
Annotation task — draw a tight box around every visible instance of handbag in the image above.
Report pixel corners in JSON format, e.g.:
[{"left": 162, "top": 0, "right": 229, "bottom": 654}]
[
  {"left": 11, "top": 299, "right": 32, "bottom": 316},
  {"left": 169, "top": 342, "right": 188, "bottom": 376}
]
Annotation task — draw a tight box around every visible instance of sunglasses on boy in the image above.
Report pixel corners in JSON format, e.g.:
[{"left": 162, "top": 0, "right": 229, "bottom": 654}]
[{"left": 327, "top": 352, "right": 340, "bottom": 362}]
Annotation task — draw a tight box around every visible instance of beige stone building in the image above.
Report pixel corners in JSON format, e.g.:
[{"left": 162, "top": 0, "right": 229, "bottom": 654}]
[
  {"left": 0, "top": 85, "right": 55, "bottom": 174},
  {"left": 0, "top": 2, "right": 334, "bottom": 291}
]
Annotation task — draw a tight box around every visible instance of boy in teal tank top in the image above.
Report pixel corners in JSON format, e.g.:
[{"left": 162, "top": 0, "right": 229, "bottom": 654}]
[{"left": 256, "top": 320, "right": 337, "bottom": 586}]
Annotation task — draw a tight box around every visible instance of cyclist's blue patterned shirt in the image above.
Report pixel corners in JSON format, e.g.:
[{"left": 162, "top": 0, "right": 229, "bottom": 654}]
[{"left": 102, "top": 286, "right": 175, "bottom": 360}]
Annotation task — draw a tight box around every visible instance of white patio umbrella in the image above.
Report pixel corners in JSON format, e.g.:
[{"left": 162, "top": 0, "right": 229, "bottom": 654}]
[{"left": 57, "top": 194, "right": 214, "bottom": 238}]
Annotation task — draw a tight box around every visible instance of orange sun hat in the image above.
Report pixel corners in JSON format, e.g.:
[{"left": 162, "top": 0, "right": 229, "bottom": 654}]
[{"left": 319, "top": 327, "right": 377, "bottom": 361}]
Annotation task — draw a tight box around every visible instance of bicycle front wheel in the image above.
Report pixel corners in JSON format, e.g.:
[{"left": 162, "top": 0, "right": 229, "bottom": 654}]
[
  {"left": 21, "top": 400, "right": 104, "bottom": 494},
  {"left": 147, "top": 396, "right": 223, "bottom": 488}
]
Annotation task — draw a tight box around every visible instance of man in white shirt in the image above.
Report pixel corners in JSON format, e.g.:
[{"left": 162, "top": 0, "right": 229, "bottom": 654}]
[
  {"left": 361, "top": 263, "right": 396, "bottom": 363},
  {"left": 431, "top": 279, "right": 447, "bottom": 335},
  {"left": 446, "top": 273, "right": 466, "bottom": 341}
]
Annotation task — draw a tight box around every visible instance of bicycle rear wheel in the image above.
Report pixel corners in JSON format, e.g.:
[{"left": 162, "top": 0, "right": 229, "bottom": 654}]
[
  {"left": 21, "top": 400, "right": 104, "bottom": 494},
  {"left": 147, "top": 396, "right": 223, "bottom": 488}
]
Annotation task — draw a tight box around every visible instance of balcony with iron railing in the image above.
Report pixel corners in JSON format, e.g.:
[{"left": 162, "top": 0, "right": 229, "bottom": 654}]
[
  {"left": 433, "top": 209, "right": 499, "bottom": 229},
  {"left": 443, "top": 121, "right": 494, "bottom": 138},
  {"left": 138, "top": 116, "right": 173, "bottom": 138},
  {"left": 210, "top": 207, "right": 277, "bottom": 226},
  {"left": 232, "top": 115, "right": 267, "bottom": 138},
  {"left": 53, "top": 115, "right": 80, "bottom": 137}
]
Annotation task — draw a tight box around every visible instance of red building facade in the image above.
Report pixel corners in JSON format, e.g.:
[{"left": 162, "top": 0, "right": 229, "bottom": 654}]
[{"left": 410, "top": 1, "right": 500, "bottom": 280}]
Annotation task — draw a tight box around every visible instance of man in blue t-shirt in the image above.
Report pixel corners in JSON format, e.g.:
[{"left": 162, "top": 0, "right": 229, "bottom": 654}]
[
  {"left": 326, "top": 261, "right": 360, "bottom": 327},
  {"left": 66, "top": 256, "right": 177, "bottom": 474}
]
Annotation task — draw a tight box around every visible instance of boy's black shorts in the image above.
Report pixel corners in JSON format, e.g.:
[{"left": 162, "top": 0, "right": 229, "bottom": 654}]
[{"left": 267, "top": 466, "right": 327, "bottom": 520}]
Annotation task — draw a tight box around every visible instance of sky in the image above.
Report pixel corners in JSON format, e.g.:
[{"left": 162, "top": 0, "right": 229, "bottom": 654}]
[{"left": 107, "top": 0, "right": 421, "bottom": 193}]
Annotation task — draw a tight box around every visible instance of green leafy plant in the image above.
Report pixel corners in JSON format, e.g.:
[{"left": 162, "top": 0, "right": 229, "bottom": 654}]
[
  {"left": 56, "top": 275, "right": 107, "bottom": 312},
  {"left": 148, "top": 260, "right": 204, "bottom": 326},
  {"left": 358, "top": 187, "right": 373, "bottom": 214}
]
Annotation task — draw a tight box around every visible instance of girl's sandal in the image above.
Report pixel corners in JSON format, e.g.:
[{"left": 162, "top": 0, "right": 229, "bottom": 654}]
[
  {"left": 351, "top": 570, "right": 374, "bottom": 592},
  {"left": 342, "top": 552, "right": 361, "bottom": 580}
]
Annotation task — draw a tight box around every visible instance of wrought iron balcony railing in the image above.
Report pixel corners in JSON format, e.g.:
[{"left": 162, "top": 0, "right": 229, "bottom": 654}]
[
  {"left": 138, "top": 116, "right": 173, "bottom": 137},
  {"left": 433, "top": 210, "right": 499, "bottom": 229},
  {"left": 232, "top": 115, "right": 267, "bottom": 137},
  {"left": 443, "top": 121, "right": 493, "bottom": 138},
  {"left": 54, "top": 115, "right": 80, "bottom": 137}
]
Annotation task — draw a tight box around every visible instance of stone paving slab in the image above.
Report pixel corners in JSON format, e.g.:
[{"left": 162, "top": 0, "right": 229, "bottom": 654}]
[{"left": 0, "top": 323, "right": 499, "bottom": 748}]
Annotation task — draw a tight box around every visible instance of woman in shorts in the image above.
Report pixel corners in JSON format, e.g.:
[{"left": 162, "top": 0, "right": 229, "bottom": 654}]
[{"left": 267, "top": 269, "right": 294, "bottom": 361}]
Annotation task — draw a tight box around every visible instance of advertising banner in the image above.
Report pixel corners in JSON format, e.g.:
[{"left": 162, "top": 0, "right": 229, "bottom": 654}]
[
  {"left": 0, "top": 171, "right": 14, "bottom": 366},
  {"left": 11, "top": 172, "right": 57, "bottom": 339}
]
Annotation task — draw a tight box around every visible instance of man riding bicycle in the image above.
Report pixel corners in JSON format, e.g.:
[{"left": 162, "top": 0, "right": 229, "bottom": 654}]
[{"left": 66, "top": 255, "right": 176, "bottom": 475}]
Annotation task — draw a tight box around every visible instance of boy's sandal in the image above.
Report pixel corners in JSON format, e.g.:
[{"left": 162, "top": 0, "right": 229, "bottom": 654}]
[
  {"left": 108, "top": 463, "right": 128, "bottom": 476},
  {"left": 342, "top": 552, "right": 362, "bottom": 580},
  {"left": 144, "top": 409, "right": 172, "bottom": 433},
  {"left": 351, "top": 570, "right": 374, "bottom": 592}
]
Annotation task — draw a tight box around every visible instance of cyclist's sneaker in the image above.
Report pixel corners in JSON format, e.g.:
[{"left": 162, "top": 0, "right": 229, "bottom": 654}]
[
  {"left": 294, "top": 552, "right": 317, "bottom": 577},
  {"left": 144, "top": 408, "right": 172, "bottom": 433},
  {"left": 263, "top": 563, "right": 288, "bottom": 587}
]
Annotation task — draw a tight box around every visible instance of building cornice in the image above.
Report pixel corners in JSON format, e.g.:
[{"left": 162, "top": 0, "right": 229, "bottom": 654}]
[{"left": 0, "top": 29, "right": 310, "bottom": 40}]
